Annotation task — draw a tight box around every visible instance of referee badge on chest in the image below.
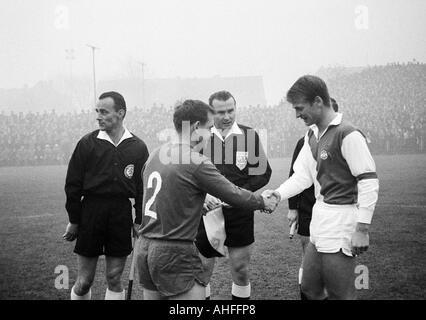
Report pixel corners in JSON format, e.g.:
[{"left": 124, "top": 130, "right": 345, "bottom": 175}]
[
  {"left": 236, "top": 151, "right": 248, "bottom": 170},
  {"left": 124, "top": 164, "right": 134, "bottom": 179}
]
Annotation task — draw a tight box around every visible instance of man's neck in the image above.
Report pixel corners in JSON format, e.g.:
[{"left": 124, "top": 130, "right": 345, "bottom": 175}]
[
  {"left": 317, "top": 110, "right": 337, "bottom": 136},
  {"left": 175, "top": 134, "right": 193, "bottom": 147},
  {"left": 217, "top": 122, "right": 234, "bottom": 138},
  {"left": 106, "top": 125, "right": 125, "bottom": 145}
]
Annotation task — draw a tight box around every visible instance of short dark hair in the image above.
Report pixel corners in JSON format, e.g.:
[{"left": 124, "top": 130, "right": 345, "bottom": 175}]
[
  {"left": 208, "top": 90, "right": 236, "bottom": 107},
  {"left": 286, "top": 75, "right": 330, "bottom": 107},
  {"left": 173, "top": 100, "right": 215, "bottom": 132},
  {"left": 99, "top": 91, "right": 127, "bottom": 117},
  {"left": 330, "top": 97, "right": 339, "bottom": 112}
]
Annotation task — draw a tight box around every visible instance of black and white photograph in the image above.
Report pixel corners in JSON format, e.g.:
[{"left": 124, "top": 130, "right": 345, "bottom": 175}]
[{"left": 0, "top": 0, "right": 425, "bottom": 306}]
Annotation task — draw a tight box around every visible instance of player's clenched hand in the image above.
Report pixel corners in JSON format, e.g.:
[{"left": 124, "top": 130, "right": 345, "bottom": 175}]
[
  {"left": 287, "top": 209, "right": 298, "bottom": 228},
  {"left": 261, "top": 194, "right": 279, "bottom": 214},
  {"left": 63, "top": 223, "right": 78, "bottom": 241},
  {"left": 351, "top": 223, "right": 370, "bottom": 256},
  {"left": 260, "top": 190, "right": 281, "bottom": 213},
  {"left": 133, "top": 223, "right": 142, "bottom": 238},
  {"left": 261, "top": 190, "right": 282, "bottom": 202},
  {"left": 203, "top": 194, "right": 222, "bottom": 211}
]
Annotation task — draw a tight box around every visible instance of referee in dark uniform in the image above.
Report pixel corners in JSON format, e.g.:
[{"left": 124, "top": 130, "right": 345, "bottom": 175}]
[
  {"left": 63, "top": 91, "right": 149, "bottom": 300},
  {"left": 287, "top": 97, "right": 338, "bottom": 300},
  {"left": 196, "top": 91, "right": 272, "bottom": 300}
]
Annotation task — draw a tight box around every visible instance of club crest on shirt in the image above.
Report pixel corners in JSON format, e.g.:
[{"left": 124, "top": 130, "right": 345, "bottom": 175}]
[
  {"left": 124, "top": 164, "right": 134, "bottom": 179},
  {"left": 236, "top": 151, "right": 248, "bottom": 170},
  {"left": 320, "top": 150, "right": 328, "bottom": 160}
]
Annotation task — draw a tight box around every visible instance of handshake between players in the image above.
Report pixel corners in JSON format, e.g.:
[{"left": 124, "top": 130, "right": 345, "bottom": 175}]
[{"left": 203, "top": 191, "right": 280, "bottom": 214}]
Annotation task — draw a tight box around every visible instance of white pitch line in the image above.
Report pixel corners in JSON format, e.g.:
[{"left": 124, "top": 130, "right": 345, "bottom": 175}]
[
  {"left": 378, "top": 204, "right": 426, "bottom": 209},
  {"left": 19, "top": 213, "right": 56, "bottom": 219}
]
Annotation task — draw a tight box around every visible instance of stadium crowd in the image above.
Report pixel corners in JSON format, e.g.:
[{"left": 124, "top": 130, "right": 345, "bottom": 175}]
[{"left": 1, "top": 62, "right": 425, "bottom": 167}]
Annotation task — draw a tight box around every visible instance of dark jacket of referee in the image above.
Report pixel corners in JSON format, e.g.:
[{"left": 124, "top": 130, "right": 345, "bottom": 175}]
[
  {"left": 205, "top": 124, "right": 271, "bottom": 192},
  {"left": 201, "top": 122, "right": 272, "bottom": 248},
  {"left": 65, "top": 129, "right": 149, "bottom": 225}
]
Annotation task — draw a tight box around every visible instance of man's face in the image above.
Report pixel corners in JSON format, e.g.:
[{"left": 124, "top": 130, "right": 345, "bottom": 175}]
[
  {"left": 293, "top": 100, "right": 320, "bottom": 127},
  {"left": 95, "top": 97, "right": 123, "bottom": 132},
  {"left": 211, "top": 97, "right": 236, "bottom": 130}
]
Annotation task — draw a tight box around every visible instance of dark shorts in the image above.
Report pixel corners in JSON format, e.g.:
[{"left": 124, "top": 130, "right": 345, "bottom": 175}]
[
  {"left": 223, "top": 207, "right": 254, "bottom": 247},
  {"left": 297, "top": 209, "right": 312, "bottom": 237},
  {"left": 74, "top": 196, "right": 133, "bottom": 257},
  {"left": 136, "top": 237, "right": 208, "bottom": 297}
]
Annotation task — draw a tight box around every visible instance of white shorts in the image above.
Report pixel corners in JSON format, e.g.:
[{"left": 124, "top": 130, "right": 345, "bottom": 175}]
[{"left": 309, "top": 201, "right": 357, "bottom": 257}]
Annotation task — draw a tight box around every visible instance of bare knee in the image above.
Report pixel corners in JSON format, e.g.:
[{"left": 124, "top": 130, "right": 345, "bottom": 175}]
[
  {"left": 300, "top": 281, "right": 326, "bottom": 300},
  {"left": 231, "top": 261, "right": 250, "bottom": 284},
  {"left": 74, "top": 276, "right": 94, "bottom": 295},
  {"left": 106, "top": 268, "right": 123, "bottom": 290}
]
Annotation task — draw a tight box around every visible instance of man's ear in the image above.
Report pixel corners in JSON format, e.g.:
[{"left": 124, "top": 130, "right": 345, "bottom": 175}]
[
  {"left": 313, "top": 96, "right": 324, "bottom": 108},
  {"left": 118, "top": 109, "right": 125, "bottom": 119}
]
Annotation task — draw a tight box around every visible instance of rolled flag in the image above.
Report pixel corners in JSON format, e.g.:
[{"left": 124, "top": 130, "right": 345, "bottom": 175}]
[
  {"left": 195, "top": 206, "right": 227, "bottom": 258},
  {"left": 289, "top": 221, "right": 297, "bottom": 239}
]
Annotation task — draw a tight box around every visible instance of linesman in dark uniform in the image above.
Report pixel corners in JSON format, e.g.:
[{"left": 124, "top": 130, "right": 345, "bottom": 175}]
[
  {"left": 196, "top": 91, "right": 272, "bottom": 300},
  {"left": 63, "top": 91, "right": 149, "bottom": 300}
]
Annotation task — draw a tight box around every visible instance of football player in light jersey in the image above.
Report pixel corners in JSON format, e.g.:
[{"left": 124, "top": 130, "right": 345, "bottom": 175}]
[
  {"left": 264, "top": 76, "right": 379, "bottom": 300},
  {"left": 287, "top": 98, "right": 339, "bottom": 300}
]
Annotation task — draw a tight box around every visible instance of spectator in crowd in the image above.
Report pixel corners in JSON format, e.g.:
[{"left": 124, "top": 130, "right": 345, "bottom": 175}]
[{"left": 0, "top": 62, "right": 425, "bottom": 167}]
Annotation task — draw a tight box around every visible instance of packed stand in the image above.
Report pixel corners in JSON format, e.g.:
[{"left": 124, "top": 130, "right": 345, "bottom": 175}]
[{"left": 0, "top": 62, "right": 425, "bottom": 167}]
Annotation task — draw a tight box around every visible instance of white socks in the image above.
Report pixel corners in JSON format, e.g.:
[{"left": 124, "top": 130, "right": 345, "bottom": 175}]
[
  {"left": 105, "top": 288, "right": 125, "bottom": 300},
  {"left": 71, "top": 286, "right": 125, "bottom": 300},
  {"left": 71, "top": 286, "right": 91, "bottom": 300},
  {"left": 231, "top": 282, "right": 251, "bottom": 299}
]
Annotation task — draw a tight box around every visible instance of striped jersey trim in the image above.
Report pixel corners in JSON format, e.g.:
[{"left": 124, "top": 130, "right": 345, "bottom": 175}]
[{"left": 356, "top": 172, "right": 378, "bottom": 181}]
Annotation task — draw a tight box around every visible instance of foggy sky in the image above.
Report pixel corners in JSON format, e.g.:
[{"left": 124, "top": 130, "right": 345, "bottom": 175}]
[{"left": 1, "top": 0, "right": 425, "bottom": 104}]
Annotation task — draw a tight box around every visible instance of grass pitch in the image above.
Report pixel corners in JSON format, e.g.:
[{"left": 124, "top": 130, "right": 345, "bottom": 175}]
[{"left": 0, "top": 154, "right": 425, "bottom": 299}]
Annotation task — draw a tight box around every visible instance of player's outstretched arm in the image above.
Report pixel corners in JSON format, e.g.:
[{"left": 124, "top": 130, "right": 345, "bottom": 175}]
[
  {"left": 274, "top": 136, "right": 315, "bottom": 202},
  {"left": 194, "top": 159, "right": 265, "bottom": 212}
]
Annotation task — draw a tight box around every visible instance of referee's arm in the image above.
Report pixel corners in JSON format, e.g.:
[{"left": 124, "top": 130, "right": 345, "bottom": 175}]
[{"left": 64, "top": 140, "right": 87, "bottom": 224}]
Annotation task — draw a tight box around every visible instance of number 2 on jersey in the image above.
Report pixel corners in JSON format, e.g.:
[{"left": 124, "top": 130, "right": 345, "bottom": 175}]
[{"left": 144, "top": 171, "right": 162, "bottom": 220}]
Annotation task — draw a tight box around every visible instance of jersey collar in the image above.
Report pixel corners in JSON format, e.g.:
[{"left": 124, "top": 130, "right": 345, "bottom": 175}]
[
  {"left": 310, "top": 113, "right": 343, "bottom": 140},
  {"left": 211, "top": 121, "right": 243, "bottom": 142},
  {"left": 97, "top": 127, "right": 133, "bottom": 147}
]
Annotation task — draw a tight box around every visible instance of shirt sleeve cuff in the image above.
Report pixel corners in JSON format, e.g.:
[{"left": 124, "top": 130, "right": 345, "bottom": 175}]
[{"left": 357, "top": 207, "right": 373, "bottom": 224}]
